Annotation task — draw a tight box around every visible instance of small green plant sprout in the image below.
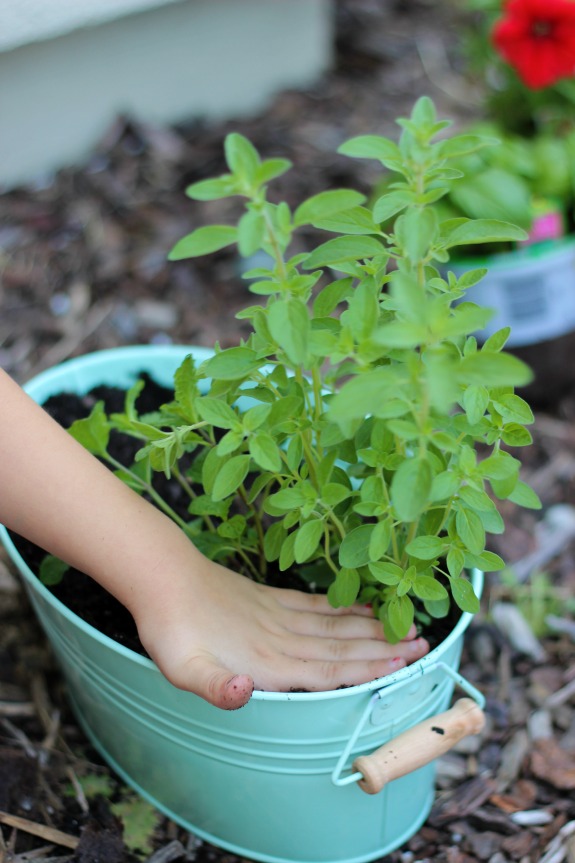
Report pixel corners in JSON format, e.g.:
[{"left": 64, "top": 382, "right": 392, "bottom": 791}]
[
  {"left": 67, "top": 97, "right": 541, "bottom": 642},
  {"left": 494, "top": 568, "right": 575, "bottom": 637}
]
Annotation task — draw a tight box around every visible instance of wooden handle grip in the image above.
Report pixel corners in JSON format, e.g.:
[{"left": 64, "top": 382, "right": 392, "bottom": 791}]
[{"left": 352, "top": 697, "right": 485, "bottom": 795}]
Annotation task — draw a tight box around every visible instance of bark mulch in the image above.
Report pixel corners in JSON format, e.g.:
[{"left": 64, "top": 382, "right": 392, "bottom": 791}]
[{"left": 1, "top": 1, "right": 575, "bottom": 861}]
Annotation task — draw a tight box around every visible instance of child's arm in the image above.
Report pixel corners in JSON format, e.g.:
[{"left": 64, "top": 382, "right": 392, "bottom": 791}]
[{"left": 0, "top": 369, "right": 429, "bottom": 709}]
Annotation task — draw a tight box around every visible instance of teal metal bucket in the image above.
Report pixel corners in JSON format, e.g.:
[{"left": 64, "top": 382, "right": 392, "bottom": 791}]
[{"left": 0, "top": 346, "right": 484, "bottom": 863}]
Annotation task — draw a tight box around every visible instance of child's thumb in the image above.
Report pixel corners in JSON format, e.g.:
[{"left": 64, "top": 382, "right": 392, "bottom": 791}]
[{"left": 185, "top": 660, "right": 255, "bottom": 710}]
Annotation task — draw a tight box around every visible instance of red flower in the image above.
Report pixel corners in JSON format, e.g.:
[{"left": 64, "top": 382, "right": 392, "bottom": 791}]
[{"left": 492, "top": 0, "right": 575, "bottom": 89}]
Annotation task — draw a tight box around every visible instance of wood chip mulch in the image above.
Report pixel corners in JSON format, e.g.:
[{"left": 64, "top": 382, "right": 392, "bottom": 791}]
[{"left": 1, "top": 2, "right": 575, "bottom": 861}]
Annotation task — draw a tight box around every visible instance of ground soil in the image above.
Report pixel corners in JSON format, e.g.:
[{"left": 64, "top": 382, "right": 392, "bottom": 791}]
[{"left": 1, "top": 2, "right": 575, "bottom": 862}]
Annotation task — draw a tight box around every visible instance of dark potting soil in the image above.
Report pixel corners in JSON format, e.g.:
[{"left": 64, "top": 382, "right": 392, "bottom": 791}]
[{"left": 10, "top": 375, "right": 461, "bottom": 657}]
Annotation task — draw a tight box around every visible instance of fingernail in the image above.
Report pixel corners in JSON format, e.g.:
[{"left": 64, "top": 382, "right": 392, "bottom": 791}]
[
  {"left": 408, "top": 638, "right": 424, "bottom": 652},
  {"left": 391, "top": 657, "right": 405, "bottom": 667}
]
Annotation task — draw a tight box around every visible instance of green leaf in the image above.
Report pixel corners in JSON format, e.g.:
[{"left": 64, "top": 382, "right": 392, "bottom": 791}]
[
  {"left": 463, "top": 385, "right": 489, "bottom": 425},
  {"left": 321, "top": 482, "right": 352, "bottom": 507},
  {"left": 402, "top": 206, "right": 438, "bottom": 262},
  {"left": 368, "top": 561, "right": 402, "bottom": 585},
  {"left": 476, "top": 506, "right": 505, "bottom": 535},
  {"left": 311, "top": 207, "right": 380, "bottom": 236},
  {"left": 413, "top": 575, "right": 448, "bottom": 601},
  {"left": 440, "top": 218, "right": 527, "bottom": 249},
  {"left": 492, "top": 394, "right": 534, "bottom": 425},
  {"left": 279, "top": 531, "right": 296, "bottom": 572},
  {"left": 387, "top": 419, "right": 420, "bottom": 441},
  {"left": 114, "top": 417, "right": 168, "bottom": 441},
  {"left": 111, "top": 795, "right": 161, "bottom": 856},
  {"left": 263, "top": 522, "right": 287, "bottom": 562},
  {"left": 439, "top": 134, "right": 500, "bottom": 160},
  {"left": 329, "top": 567, "right": 361, "bottom": 607},
  {"left": 269, "top": 396, "right": 304, "bottom": 429},
  {"left": 339, "top": 524, "right": 375, "bottom": 568},
  {"left": 168, "top": 225, "right": 238, "bottom": 260},
  {"left": 455, "top": 507, "right": 485, "bottom": 555},
  {"left": 294, "top": 190, "right": 366, "bottom": 226},
  {"left": 286, "top": 435, "right": 304, "bottom": 473},
  {"left": 217, "top": 514, "right": 247, "bottom": 539},
  {"left": 508, "top": 480, "right": 542, "bottom": 510},
  {"left": 458, "top": 486, "right": 494, "bottom": 513},
  {"left": 430, "top": 431, "right": 459, "bottom": 453},
  {"left": 442, "top": 304, "right": 492, "bottom": 338},
  {"left": 249, "top": 433, "right": 282, "bottom": 472},
  {"left": 313, "top": 278, "right": 353, "bottom": 317},
  {"left": 430, "top": 470, "right": 459, "bottom": 502},
  {"left": 238, "top": 210, "right": 266, "bottom": 257},
  {"left": 196, "top": 397, "right": 239, "bottom": 429},
  {"left": 465, "top": 549, "right": 505, "bottom": 571},
  {"left": 185, "top": 176, "right": 235, "bottom": 201},
  {"left": 201, "top": 447, "right": 228, "bottom": 495},
  {"left": 372, "top": 191, "right": 413, "bottom": 224},
  {"left": 449, "top": 576, "right": 480, "bottom": 613},
  {"left": 188, "top": 495, "right": 230, "bottom": 518},
  {"left": 458, "top": 351, "right": 533, "bottom": 387},
  {"left": 397, "top": 564, "right": 416, "bottom": 597},
  {"left": 482, "top": 327, "right": 511, "bottom": 353},
  {"left": 447, "top": 547, "right": 465, "bottom": 577},
  {"left": 456, "top": 267, "right": 489, "bottom": 290},
  {"left": 39, "top": 555, "right": 69, "bottom": 586},
  {"left": 375, "top": 320, "right": 427, "bottom": 348},
  {"left": 123, "top": 378, "right": 145, "bottom": 421},
  {"left": 479, "top": 452, "right": 520, "bottom": 481},
  {"left": 490, "top": 474, "right": 519, "bottom": 499},
  {"left": 266, "top": 486, "right": 310, "bottom": 511},
  {"left": 294, "top": 520, "right": 325, "bottom": 563},
  {"left": 390, "top": 458, "right": 432, "bottom": 522},
  {"left": 212, "top": 454, "right": 251, "bottom": 500},
  {"left": 202, "top": 347, "right": 262, "bottom": 380},
  {"left": 216, "top": 429, "right": 244, "bottom": 456},
  {"left": 405, "top": 535, "right": 446, "bottom": 560},
  {"left": 268, "top": 298, "right": 310, "bottom": 365},
  {"left": 338, "top": 134, "right": 402, "bottom": 165},
  {"left": 423, "top": 595, "right": 451, "bottom": 619},
  {"left": 68, "top": 402, "right": 110, "bottom": 456},
  {"left": 173, "top": 355, "right": 200, "bottom": 422},
  {"left": 302, "top": 235, "right": 385, "bottom": 269},
  {"left": 450, "top": 169, "right": 532, "bottom": 227},
  {"left": 369, "top": 519, "right": 391, "bottom": 560},
  {"left": 502, "top": 424, "right": 533, "bottom": 447},
  {"left": 256, "top": 158, "right": 292, "bottom": 185},
  {"left": 387, "top": 594, "right": 414, "bottom": 640},
  {"left": 224, "top": 132, "right": 260, "bottom": 181},
  {"left": 242, "top": 403, "right": 272, "bottom": 431},
  {"left": 328, "top": 368, "right": 405, "bottom": 423}
]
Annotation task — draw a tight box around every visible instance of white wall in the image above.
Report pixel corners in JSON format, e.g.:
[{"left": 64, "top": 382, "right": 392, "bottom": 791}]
[
  {"left": 0, "top": 0, "right": 333, "bottom": 188},
  {"left": 0, "top": 0, "right": 184, "bottom": 51}
]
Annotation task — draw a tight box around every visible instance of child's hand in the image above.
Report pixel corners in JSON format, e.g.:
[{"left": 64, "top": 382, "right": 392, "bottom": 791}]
[
  {"left": 0, "top": 373, "right": 429, "bottom": 712},
  {"left": 133, "top": 557, "right": 430, "bottom": 711}
]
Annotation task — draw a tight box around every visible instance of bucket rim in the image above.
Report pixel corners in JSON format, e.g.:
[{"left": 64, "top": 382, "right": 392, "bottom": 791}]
[{"left": 0, "top": 345, "right": 484, "bottom": 703}]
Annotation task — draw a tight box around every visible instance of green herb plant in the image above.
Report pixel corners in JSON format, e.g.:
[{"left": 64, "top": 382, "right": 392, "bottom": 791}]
[{"left": 61, "top": 97, "right": 541, "bottom": 643}]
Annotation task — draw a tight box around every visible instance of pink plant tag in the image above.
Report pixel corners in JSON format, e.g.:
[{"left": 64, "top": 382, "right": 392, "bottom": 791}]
[{"left": 524, "top": 209, "right": 564, "bottom": 245}]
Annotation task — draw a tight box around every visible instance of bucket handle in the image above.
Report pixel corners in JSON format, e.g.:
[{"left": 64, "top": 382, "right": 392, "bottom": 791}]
[{"left": 331, "top": 661, "right": 486, "bottom": 794}]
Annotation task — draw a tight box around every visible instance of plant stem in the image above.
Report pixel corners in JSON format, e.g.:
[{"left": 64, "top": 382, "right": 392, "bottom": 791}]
[
  {"left": 172, "top": 465, "right": 217, "bottom": 533},
  {"left": 237, "top": 485, "right": 268, "bottom": 576}
]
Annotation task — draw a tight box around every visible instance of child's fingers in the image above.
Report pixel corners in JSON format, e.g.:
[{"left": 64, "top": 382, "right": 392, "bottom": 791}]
[
  {"left": 276, "top": 632, "right": 429, "bottom": 665},
  {"left": 251, "top": 655, "right": 411, "bottom": 694}
]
